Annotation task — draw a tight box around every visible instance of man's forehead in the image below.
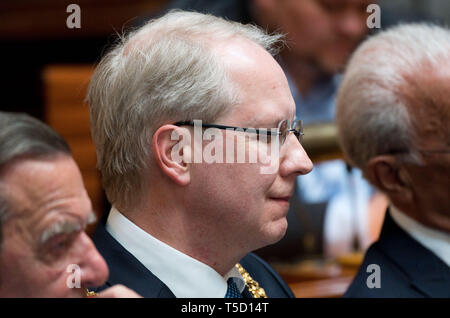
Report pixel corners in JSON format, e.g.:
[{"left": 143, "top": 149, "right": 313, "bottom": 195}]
[
  {"left": 3, "top": 158, "right": 64, "bottom": 202},
  {"left": 213, "top": 37, "right": 295, "bottom": 126},
  {"left": 221, "top": 86, "right": 295, "bottom": 128},
  {"left": 1, "top": 157, "right": 90, "bottom": 219},
  {"left": 228, "top": 103, "right": 294, "bottom": 127}
]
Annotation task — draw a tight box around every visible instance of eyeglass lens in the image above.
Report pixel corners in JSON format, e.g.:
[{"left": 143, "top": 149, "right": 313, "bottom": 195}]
[{"left": 279, "top": 119, "right": 303, "bottom": 145}]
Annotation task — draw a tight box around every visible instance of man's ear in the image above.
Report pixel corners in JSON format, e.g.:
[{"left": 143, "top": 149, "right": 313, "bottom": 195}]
[
  {"left": 152, "top": 125, "right": 191, "bottom": 186},
  {"left": 366, "top": 155, "right": 412, "bottom": 202}
]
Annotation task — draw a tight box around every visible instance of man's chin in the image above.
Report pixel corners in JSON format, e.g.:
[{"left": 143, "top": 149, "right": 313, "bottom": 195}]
[{"left": 263, "top": 218, "right": 288, "bottom": 247}]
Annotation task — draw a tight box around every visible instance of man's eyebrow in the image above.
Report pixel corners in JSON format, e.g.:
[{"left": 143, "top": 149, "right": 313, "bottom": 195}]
[{"left": 40, "top": 212, "right": 97, "bottom": 244}]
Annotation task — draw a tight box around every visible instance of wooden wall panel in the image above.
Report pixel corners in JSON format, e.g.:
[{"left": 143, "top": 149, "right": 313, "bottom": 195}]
[
  {"left": 43, "top": 65, "right": 104, "bottom": 216},
  {"left": 0, "top": 0, "right": 168, "bottom": 40}
]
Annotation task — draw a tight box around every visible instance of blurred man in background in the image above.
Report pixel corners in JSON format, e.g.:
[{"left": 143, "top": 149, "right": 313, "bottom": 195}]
[
  {"left": 337, "top": 23, "right": 450, "bottom": 297},
  {"left": 0, "top": 111, "right": 140, "bottom": 298}
]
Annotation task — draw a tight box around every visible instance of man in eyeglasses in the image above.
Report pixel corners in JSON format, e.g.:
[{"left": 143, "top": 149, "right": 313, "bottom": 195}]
[
  {"left": 87, "top": 10, "right": 313, "bottom": 298},
  {"left": 165, "top": 0, "right": 379, "bottom": 262},
  {"left": 336, "top": 23, "right": 450, "bottom": 297}
]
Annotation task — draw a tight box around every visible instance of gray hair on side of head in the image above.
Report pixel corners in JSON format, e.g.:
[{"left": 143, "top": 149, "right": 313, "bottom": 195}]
[
  {"left": 0, "top": 111, "right": 71, "bottom": 246},
  {"left": 86, "top": 9, "right": 285, "bottom": 209},
  {"left": 336, "top": 23, "right": 450, "bottom": 173}
]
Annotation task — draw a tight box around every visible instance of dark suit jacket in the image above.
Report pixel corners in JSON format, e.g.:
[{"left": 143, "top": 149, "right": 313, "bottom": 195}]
[
  {"left": 92, "top": 220, "right": 295, "bottom": 298},
  {"left": 344, "top": 210, "right": 450, "bottom": 298}
]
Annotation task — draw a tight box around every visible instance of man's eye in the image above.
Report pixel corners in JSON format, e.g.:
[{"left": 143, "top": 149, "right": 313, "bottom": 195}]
[
  {"left": 52, "top": 238, "right": 68, "bottom": 250},
  {"left": 47, "top": 235, "right": 74, "bottom": 255},
  {"left": 54, "top": 240, "right": 67, "bottom": 250}
]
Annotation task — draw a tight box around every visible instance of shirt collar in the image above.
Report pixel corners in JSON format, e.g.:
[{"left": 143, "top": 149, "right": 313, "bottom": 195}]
[
  {"left": 390, "top": 205, "right": 450, "bottom": 267},
  {"left": 105, "top": 207, "right": 246, "bottom": 297}
]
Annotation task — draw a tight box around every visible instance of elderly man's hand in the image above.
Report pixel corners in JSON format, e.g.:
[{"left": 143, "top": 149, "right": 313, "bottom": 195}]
[{"left": 94, "top": 285, "right": 142, "bottom": 298}]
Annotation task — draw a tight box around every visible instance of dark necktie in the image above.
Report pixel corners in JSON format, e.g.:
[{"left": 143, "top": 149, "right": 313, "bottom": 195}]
[{"left": 225, "top": 278, "right": 243, "bottom": 298}]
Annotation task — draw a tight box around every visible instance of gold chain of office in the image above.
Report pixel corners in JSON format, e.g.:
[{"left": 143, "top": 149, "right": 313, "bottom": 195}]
[
  {"left": 86, "top": 263, "right": 267, "bottom": 298},
  {"left": 236, "top": 263, "right": 267, "bottom": 298}
]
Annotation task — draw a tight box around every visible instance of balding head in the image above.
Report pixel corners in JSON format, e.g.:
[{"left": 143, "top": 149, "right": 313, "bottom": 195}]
[
  {"left": 337, "top": 23, "right": 450, "bottom": 171},
  {"left": 336, "top": 23, "right": 450, "bottom": 232}
]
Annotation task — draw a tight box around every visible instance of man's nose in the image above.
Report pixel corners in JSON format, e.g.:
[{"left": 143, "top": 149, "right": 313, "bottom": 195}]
[
  {"left": 279, "top": 133, "right": 313, "bottom": 177},
  {"left": 77, "top": 232, "right": 109, "bottom": 288}
]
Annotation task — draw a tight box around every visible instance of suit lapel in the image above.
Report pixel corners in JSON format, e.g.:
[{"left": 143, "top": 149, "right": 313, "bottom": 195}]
[
  {"left": 409, "top": 250, "right": 450, "bottom": 297},
  {"left": 377, "top": 210, "right": 450, "bottom": 297},
  {"left": 92, "top": 220, "right": 176, "bottom": 298}
]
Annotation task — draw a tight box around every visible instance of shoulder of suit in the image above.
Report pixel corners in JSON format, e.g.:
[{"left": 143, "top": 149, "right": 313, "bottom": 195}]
[
  {"left": 240, "top": 253, "right": 294, "bottom": 298},
  {"left": 344, "top": 243, "right": 421, "bottom": 298}
]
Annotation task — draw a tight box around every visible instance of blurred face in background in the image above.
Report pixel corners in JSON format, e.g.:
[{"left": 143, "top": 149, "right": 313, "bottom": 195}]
[
  {"left": 0, "top": 155, "right": 108, "bottom": 297},
  {"left": 254, "top": 0, "right": 372, "bottom": 74}
]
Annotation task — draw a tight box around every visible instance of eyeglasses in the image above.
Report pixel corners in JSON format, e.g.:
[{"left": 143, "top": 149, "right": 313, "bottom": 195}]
[{"left": 174, "top": 118, "right": 304, "bottom": 146}]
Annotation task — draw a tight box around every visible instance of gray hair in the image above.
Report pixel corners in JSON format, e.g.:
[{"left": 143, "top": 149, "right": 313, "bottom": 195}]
[
  {"left": 86, "top": 10, "right": 284, "bottom": 209},
  {"left": 336, "top": 23, "right": 450, "bottom": 172},
  {"left": 0, "top": 111, "right": 71, "bottom": 246}
]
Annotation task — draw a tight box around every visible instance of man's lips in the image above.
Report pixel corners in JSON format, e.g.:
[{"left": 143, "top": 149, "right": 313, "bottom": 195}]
[{"left": 268, "top": 187, "right": 294, "bottom": 204}]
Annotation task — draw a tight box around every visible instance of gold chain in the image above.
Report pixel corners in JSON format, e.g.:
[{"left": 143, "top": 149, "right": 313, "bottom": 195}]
[{"left": 236, "top": 263, "right": 268, "bottom": 298}]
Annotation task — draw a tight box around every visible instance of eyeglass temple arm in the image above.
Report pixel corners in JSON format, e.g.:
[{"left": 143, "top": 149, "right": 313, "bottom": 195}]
[{"left": 174, "top": 121, "right": 280, "bottom": 135}]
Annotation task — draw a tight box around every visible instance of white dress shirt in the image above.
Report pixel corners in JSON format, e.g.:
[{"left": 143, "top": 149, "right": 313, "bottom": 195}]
[
  {"left": 390, "top": 205, "right": 450, "bottom": 267},
  {"left": 105, "top": 207, "right": 246, "bottom": 298}
]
